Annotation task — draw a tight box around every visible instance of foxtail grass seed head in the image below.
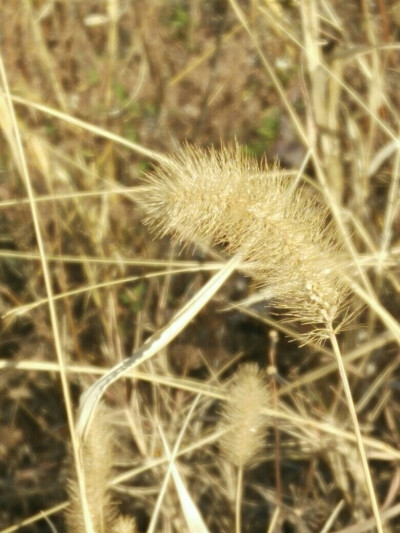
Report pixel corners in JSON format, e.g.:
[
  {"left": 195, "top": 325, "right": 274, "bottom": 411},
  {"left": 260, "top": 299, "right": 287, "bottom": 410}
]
[
  {"left": 111, "top": 516, "right": 138, "bottom": 533},
  {"left": 66, "top": 404, "right": 116, "bottom": 533},
  {"left": 218, "top": 363, "right": 269, "bottom": 468},
  {"left": 140, "top": 143, "right": 349, "bottom": 342}
]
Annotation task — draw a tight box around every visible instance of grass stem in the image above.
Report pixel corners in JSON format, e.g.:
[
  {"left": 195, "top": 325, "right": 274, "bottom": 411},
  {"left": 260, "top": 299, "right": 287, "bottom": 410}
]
[{"left": 328, "top": 324, "right": 383, "bottom": 533}]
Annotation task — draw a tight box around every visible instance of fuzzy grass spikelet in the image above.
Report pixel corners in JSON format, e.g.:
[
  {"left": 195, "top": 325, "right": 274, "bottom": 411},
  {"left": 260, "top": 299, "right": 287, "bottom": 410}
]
[
  {"left": 218, "top": 363, "right": 269, "bottom": 468},
  {"left": 66, "top": 405, "right": 116, "bottom": 533},
  {"left": 140, "top": 143, "right": 349, "bottom": 341},
  {"left": 111, "top": 516, "right": 138, "bottom": 533}
]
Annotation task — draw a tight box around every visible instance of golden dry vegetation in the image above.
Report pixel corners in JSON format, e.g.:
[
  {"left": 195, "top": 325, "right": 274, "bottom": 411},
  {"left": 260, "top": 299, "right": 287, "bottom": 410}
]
[{"left": 0, "top": 1, "right": 400, "bottom": 532}]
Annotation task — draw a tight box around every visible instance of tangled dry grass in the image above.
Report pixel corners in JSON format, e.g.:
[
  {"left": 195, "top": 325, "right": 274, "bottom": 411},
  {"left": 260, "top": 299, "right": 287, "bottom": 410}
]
[{"left": 0, "top": 1, "right": 400, "bottom": 532}]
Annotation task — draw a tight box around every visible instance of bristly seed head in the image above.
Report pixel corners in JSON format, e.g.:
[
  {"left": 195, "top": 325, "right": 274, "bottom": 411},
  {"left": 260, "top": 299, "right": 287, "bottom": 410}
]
[
  {"left": 218, "top": 363, "right": 269, "bottom": 468},
  {"left": 138, "top": 143, "right": 349, "bottom": 342}
]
